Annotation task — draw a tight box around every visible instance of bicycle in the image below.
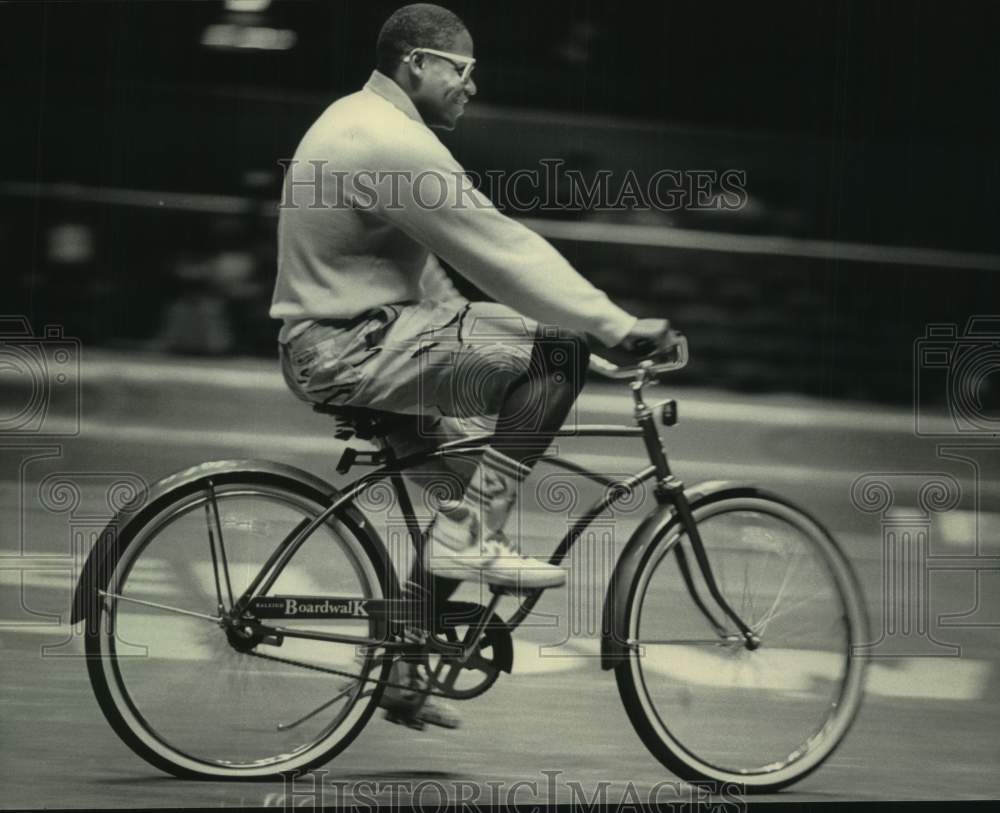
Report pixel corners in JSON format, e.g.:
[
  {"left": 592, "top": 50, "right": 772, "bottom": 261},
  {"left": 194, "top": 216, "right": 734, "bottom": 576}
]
[{"left": 71, "top": 337, "right": 868, "bottom": 792}]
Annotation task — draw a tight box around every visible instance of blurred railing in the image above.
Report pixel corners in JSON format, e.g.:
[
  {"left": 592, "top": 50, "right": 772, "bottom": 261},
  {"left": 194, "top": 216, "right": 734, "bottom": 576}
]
[{"left": 4, "top": 181, "right": 998, "bottom": 404}]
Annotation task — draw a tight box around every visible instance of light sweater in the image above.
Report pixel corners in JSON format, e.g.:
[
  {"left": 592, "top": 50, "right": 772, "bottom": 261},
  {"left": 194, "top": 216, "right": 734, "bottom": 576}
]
[{"left": 270, "top": 70, "right": 637, "bottom": 346}]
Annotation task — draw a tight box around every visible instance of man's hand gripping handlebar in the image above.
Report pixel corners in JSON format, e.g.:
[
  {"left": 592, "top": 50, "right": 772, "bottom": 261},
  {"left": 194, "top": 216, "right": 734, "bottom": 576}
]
[{"left": 590, "top": 318, "right": 688, "bottom": 380}]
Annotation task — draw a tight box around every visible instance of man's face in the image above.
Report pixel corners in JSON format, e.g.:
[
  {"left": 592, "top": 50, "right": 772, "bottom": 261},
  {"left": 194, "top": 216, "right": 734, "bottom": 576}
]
[{"left": 411, "top": 30, "right": 477, "bottom": 130}]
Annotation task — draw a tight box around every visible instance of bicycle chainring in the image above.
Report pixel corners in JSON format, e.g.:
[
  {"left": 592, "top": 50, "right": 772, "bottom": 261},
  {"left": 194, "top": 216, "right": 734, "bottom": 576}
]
[{"left": 422, "top": 601, "right": 513, "bottom": 700}]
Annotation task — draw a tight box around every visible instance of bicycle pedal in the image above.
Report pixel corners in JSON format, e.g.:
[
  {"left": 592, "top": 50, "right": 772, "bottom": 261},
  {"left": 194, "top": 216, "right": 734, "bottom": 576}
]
[
  {"left": 489, "top": 583, "right": 540, "bottom": 597},
  {"left": 383, "top": 710, "right": 426, "bottom": 731}
]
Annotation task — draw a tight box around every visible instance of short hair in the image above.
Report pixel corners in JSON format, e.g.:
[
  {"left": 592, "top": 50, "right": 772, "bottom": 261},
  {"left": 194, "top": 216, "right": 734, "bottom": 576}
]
[{"left": 376, "top": 4, "right": 469, "bottom": 75}]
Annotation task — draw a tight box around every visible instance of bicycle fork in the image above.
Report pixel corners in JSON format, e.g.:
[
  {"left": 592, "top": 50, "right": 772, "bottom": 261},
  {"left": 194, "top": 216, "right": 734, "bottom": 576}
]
[{"left": 632, "top": 367, "right": 760, "bottom": 650}]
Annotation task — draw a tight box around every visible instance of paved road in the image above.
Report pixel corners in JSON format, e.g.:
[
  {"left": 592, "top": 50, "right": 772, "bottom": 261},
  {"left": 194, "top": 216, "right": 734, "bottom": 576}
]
[{"left": 1, "top": 351, "right": 998, "bottom": 807}]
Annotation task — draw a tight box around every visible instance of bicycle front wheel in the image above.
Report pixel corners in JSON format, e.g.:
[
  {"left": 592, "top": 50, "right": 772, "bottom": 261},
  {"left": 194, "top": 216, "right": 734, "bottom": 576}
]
[
  {"left": 615, "top": 490, "right": 868, "bottom": 792},
  {"left": 84, "top": 470, "right": 393, "bottom": 779}
]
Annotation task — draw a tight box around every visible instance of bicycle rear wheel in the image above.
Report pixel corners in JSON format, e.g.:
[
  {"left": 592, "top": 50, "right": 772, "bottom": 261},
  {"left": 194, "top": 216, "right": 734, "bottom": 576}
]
[
  {"left": 83, "top": 470, "right": 393, "bottom": 779},
  {"left": 615, "top": 490, "right": 868, "bottom": 792}
]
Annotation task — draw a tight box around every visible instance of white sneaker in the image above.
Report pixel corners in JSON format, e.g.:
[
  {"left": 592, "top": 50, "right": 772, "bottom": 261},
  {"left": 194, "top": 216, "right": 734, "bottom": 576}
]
[{"left": 424, "top": 508, "right": 566, "bottom": 590}]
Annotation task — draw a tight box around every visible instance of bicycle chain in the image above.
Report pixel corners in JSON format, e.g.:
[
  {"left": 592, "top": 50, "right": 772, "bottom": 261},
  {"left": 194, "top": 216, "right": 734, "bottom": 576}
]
[{"left": 243, "top": 648, "right": 461, "bottom": 700}]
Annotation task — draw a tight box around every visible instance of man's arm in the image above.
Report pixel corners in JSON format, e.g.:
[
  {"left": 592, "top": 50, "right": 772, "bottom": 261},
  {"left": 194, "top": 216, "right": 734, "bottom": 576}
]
[{"left": 353, "top": 129, "right": 637, "bottom": 347}]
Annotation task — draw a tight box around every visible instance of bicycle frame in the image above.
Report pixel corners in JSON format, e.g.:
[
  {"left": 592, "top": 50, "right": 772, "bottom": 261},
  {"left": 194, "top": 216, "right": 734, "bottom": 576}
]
[
  {"left": 78, "top": 328, "right": 867, "bottom": 786},
  {"left": 225, "top": 364, "right": 757, "bottom": 659}
]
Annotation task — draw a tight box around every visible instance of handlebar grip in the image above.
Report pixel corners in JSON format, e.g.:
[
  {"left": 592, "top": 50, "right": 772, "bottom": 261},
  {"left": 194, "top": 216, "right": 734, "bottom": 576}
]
[
  {"left": 590, "top": 333, "right": 689, "bottom": 379},
  {"left": 628, "top": 337, "right": 659, "bottom": 356}
]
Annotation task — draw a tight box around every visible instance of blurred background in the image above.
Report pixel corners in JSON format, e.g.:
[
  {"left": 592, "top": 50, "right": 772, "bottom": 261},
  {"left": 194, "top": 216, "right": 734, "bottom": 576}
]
[
  {"left": 3, "top": 0, "right": 998, "bottom": 402},
  {"left": 3, "top": 3, "right": 1000, "bottom": 805}
]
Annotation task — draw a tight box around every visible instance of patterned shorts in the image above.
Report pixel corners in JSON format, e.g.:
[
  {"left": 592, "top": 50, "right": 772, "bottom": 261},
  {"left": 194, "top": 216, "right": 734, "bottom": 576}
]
[{"left": 279, "top": 301, "right": 539, "bottom": 445}]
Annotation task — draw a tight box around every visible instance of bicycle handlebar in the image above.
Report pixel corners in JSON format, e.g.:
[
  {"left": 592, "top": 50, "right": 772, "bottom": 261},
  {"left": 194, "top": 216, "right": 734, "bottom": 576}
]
[{"left": 589, "top": 332, "right": 689, "bottom": 380}]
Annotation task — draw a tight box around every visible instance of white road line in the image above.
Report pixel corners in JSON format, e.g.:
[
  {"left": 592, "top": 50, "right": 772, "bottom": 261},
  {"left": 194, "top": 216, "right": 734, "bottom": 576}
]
[
  {"left": 865, "top": 657, "right": 992, "bottom": 701},
  {"left": 631, "top": 646, "right": 845, "bottom": 693},
  {"left": 40, "top": 417, "right": 340, "bottom": 454},
  {"left": 0, "top": 569, "right": 171, "bottom": 584},
  {"left": 193, "top": 561, "right": 325, "bottom": 602},
  {"left": 510, "top": 640, "right": 587, "bottom": 674},
  {"left": 0, "top": 618, "right": 583, "bottom": 674},
  {"left": 29, "top": 416, "right": 871, "bottom": 488},
  {"left": 1, "top": 571, "right": 74, "bottom": 588},
  {"left": 833, "top": 515, "right": 1000, "bottom": 552},
  {"left": 1, "top": 616, "right": 991, "bottom": 699},
  {"left": 68, "top": 356, "right": 955, "bottom": 434},
  {"left": 10, "top": 417, "right": 1000, "bottom": 496},
  {"left": 934, "top": 510, "right": 1000, "bottom": 550},
  {"left": 629, "top": 647, "right": 992, "bottom": 701},
  {"left": 557, "top": 454, "right": 862, "bottom": 488},
  {"left": 563, "top": 638, "right": 992, "bottom": 700}
]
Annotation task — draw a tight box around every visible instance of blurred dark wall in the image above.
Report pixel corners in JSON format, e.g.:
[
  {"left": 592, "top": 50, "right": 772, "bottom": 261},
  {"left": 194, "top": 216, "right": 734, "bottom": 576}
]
[
  {"left": 3, "top": 0, "right": 999, "bottom": 403},
  {"left": 5, "top": 0, "right": 999, "bottom": 248}
]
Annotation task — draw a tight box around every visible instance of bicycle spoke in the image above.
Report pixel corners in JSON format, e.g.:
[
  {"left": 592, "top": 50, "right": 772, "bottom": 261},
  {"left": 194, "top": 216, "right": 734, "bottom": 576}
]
[
  {"left": 744, "top": 542, "right": 777, "bottom": 620},
  {"left": 97, "top": 589, "right": 222, "bottom": 623},
  {"left": 207, "top": 479, "right": 236, "bottom": 610},
  {"left": 740, "top": 557, "right": 753, "bottom": 617},
  {"left": 752, "top": 554, "right": 802, "bottom": 634},
  {"left": 203, "top": 501, "right": 226, "bottom": 614},
  {"left": 753, "top": 596, "right": 842, "bottom": 632},
  {"left": 632, "top": 636, "right": 743, "bottom": 646},
  {"left": 277, "top": 684, "right": 374, "bottom": 732}
]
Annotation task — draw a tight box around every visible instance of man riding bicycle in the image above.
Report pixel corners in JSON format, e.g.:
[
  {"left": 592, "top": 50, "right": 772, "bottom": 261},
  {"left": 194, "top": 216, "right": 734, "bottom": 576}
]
[{"left": 270, "top": 3, "right": 671, "bottom": 729}]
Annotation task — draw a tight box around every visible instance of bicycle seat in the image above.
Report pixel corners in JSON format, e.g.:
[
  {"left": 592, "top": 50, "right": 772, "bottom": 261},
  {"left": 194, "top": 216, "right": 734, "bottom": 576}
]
[{"left": 311, "top": 403, "right": 412, "bottom": 442}]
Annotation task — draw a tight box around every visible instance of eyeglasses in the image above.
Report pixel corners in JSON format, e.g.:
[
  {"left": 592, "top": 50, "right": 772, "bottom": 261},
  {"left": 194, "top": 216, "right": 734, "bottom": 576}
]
[{"left": 403, "top": 48, "right": 476, "bottom": 83}]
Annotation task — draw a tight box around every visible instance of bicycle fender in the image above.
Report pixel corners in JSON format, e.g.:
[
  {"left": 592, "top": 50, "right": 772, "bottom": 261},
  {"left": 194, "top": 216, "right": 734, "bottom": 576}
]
[
  {"left": 70, "top": 459, "right": 381, "bottom": 625},
  {"left": 599, "top": 480, "right": 760, "bottom": 670}
]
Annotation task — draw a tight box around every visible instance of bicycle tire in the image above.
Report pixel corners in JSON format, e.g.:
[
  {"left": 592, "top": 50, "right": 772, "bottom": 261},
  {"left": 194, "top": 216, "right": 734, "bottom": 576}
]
[
  {"left": 614, "top": 488, "right": 868, "bottom": 792},
  {"left": 81, "top": 464, "right": 397, "bottom": 780}
]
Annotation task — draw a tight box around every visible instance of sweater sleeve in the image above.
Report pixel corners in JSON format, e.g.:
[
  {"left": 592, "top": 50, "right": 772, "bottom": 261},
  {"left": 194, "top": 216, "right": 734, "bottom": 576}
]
[
  {"left": 418, "top": 254, "right": 468, "bottom": 306},
  {"left": 353, "top": 130, "right": 637, "bottom": 347}
]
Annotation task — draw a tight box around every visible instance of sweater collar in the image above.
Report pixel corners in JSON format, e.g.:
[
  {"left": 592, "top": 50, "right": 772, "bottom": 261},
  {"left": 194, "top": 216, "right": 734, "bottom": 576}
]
[{"left": 364, "top": 70, "right": 424, "bottom": 125}]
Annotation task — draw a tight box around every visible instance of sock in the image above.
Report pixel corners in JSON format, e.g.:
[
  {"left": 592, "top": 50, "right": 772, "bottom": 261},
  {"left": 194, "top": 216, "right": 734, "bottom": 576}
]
[{"left": 430, "top": 446, "right": 530, "bottom": 551}]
